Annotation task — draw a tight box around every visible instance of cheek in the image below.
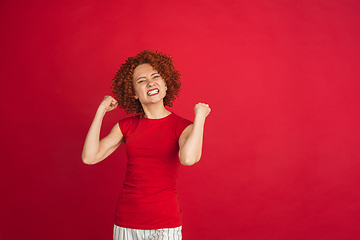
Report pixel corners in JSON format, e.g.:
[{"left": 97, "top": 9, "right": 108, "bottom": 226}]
[
  {"left": 162, "top": 80, "right": 167, "bottom": 90},
  {"left": 132, "top": 86, "right": 140, "bottom": 97}
]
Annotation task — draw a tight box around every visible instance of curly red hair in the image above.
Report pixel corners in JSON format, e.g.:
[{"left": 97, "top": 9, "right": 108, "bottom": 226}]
[{"left": 111, "top": 50, "right": 182, "bottom": 116}]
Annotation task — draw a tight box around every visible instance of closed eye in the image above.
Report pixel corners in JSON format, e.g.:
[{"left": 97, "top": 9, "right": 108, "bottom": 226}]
[
  {"left": 151, "top": 72, "right": 161, "bottom": 78},
  {"left": 137, "top": 78, "right": 146, "bottom": 84}
]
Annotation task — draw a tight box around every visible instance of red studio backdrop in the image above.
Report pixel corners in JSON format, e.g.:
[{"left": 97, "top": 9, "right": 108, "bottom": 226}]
[{"left": 1, "top": 0, "right": 359, "bottom": 239}]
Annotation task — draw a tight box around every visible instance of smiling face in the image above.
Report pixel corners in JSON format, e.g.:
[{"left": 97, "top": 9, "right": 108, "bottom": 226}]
[{"left": 132, "top": 63, "right": 168, "bottom": 105}]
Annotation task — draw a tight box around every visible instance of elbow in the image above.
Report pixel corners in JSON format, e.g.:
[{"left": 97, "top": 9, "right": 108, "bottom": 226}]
[
  {"left": 81, "top": 154, "right": 96, "bottom": 165},
  {"left": 180, "top": 156, "right": 200, "bottom": 166},
  {"left": 179, "top": 149, "right": 202, "bottom": 166},
  {"left": 181, "top": 161, "right": 196, "bottom": 166}
]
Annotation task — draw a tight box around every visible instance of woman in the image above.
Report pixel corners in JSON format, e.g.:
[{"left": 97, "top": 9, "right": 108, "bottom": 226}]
[{"left": 82, "top": 50, "right": 211, "bottom": 240}]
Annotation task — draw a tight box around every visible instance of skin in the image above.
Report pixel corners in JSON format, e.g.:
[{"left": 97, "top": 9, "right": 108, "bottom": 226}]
[
  {"left": 132, "top": 64, "right": 170, "bottom": 119},
  {"left": 82, "top": 63, "right": 211, "bottom": 166}
]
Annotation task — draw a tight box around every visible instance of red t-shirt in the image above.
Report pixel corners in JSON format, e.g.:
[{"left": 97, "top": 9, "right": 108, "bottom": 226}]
[{"left": 114, "top": 113, "right": 192, "bottom": 230}]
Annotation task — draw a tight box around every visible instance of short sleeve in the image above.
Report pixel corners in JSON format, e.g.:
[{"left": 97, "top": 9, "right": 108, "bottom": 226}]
[
  {"left": 175, "top": 116, "right": 192, "bottom": 139},
  {"left": 118, "top": 116, "right": 137, "bottom": 141}
]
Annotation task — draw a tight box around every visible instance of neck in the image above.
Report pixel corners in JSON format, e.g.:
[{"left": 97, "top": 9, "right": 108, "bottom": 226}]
[{"left": 142, "top": 103, "right": 171, "bottom": 119}]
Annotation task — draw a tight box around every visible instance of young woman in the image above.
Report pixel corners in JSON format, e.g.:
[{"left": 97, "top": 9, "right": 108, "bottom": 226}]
[{"left": 82, "top": 50, "right": 211, "bottom": 240}]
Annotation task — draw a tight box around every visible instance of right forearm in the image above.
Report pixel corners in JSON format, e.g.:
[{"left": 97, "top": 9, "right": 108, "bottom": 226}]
[{"left": 82, "top": 107, "right": 107, "bottom": 164}]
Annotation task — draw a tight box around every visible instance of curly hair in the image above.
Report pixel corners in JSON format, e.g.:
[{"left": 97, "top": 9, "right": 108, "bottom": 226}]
[{"left": 111, "top": 50, "right": 182, "bottom": 116}]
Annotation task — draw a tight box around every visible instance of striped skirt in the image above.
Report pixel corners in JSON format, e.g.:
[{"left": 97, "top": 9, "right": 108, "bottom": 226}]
[{"left": 113, "top": 225, "right": 182, "bottom": 240}]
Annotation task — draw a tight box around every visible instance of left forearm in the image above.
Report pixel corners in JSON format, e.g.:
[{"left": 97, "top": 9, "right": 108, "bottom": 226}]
[{"left": 179, "top": 115, "right": 206, "bottom": 166}]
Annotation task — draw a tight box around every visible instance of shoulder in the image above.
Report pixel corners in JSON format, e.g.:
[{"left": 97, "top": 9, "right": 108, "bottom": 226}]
[
  {"left": 170, "top": 112, "right": 192, "bottom": 124},
  {"left": 170, "top": 113, "right": 193, "bottom": 138},
  {"left": 119, "top": 115, "right": 140, "bottom": 124},
  {"left": 118, "top": 115, "right": 140, "bottom": 135}
]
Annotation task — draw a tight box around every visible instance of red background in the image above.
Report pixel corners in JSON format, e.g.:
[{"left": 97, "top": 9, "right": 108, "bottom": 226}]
[{"left": 1, "top": 0, "right": 360, "bottom": 239}]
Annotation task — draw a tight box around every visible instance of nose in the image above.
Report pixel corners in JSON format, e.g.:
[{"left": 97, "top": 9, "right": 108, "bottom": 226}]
[{"left": 147, "top": 79, "right": 156, "bottom": 87}]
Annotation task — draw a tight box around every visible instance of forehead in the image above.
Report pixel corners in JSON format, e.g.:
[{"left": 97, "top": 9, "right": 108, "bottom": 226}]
[{"left": 133, "top": 63, "right": 157, "bottom": 79}]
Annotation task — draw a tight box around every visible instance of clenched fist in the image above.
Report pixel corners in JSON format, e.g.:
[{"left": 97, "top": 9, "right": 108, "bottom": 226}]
[
  {"left": 99, "top": 95, "right": 118, "bottom": 112},
  {"left": 194, "top": 103, "right": 211, "bottom": 118}
]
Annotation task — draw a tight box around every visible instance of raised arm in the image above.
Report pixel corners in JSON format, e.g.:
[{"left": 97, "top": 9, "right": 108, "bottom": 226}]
[
  {"left": 82, "top": 96, "right": 123, "bottom": 165},
  {"left": 178, "top": 103, "right": 211, "bottom": 166}
]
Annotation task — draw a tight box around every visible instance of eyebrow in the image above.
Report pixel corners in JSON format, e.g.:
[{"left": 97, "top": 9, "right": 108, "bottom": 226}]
[
  {"left": 136, "top": 72, "right": 159, "bottom": 81},
  {"left": 136, "top": 76, "right": 145, "bottom": 81}
]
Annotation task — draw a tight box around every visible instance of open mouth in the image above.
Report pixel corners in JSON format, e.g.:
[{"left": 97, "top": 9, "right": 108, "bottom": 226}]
[{"left": 147, "top": 89, "right": 159, "bottom": 96}]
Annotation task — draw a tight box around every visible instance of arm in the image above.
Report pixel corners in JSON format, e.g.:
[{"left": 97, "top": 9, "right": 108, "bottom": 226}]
[
  {"left": 82, "top": 96, "right": 123, "bottom": 165},
  {"left": 178, "top": 103, "right": 211, "bottom": 166}
]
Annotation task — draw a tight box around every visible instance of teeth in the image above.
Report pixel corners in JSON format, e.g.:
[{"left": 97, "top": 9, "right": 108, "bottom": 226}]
[{"left": 147, "top": 89, "right": 159, "bottom": 96}]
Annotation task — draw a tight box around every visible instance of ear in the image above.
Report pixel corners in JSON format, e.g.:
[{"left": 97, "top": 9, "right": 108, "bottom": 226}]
[{"left": 134, "top": 94, "right": 139, "bottom": 99}]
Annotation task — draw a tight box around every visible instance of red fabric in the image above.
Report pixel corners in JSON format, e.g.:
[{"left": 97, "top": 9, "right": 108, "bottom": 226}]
[{"left": 115, "top": 113, "right": 192, "bottom": 230}]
